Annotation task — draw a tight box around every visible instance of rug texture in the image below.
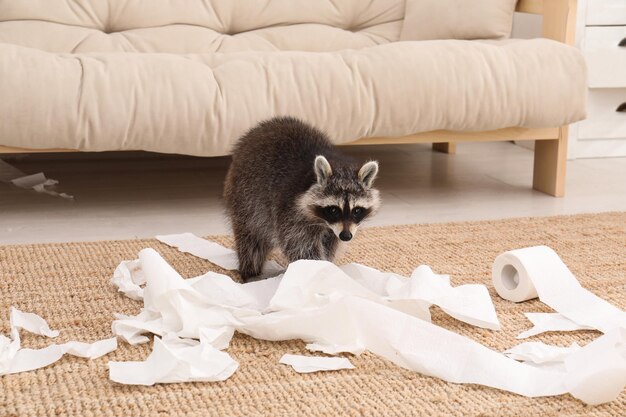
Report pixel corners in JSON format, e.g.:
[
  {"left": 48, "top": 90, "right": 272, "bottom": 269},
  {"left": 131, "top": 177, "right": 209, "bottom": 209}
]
[{"left": 1, "top": 212, "right": 625, "bottom": 417}]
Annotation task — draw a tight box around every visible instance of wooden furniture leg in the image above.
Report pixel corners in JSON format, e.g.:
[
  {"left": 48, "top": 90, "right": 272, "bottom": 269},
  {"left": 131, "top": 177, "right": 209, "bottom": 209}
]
[
  {"left": 532, "top": 126, "right": 568, "bottom": 197},
  {"left": 432, "top": 142, "right": 456, "bottom": 154}
]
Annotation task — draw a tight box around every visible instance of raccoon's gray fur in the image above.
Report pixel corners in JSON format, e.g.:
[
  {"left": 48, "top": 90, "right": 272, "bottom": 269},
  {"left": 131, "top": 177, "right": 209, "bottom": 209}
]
[{"left": 223, "top": 116, "right": 381, "bottom": 282}]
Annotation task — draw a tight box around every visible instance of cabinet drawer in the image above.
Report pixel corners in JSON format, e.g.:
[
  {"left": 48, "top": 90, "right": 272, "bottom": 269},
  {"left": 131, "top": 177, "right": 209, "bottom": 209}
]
[
  {"left": 578, "top": 89, "right": 626, "bottom": 139},
  {"left": 583, "top": 27, "right": 626, "bottom": 88},
  {"left": 586, "top": 0, "right": 626, "bottom": 26}
]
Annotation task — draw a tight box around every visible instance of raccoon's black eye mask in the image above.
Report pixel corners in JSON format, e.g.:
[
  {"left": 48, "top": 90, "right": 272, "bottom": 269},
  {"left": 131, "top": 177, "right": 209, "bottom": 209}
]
[
  {"left": 352, "top": 207, "right": 369, "bottom": 222},
  {"left": 314, "top": 205, "right": 371, "bottom": 224},
  {"left": 316, "top": 205, "right": 341, "bottom": 223}
]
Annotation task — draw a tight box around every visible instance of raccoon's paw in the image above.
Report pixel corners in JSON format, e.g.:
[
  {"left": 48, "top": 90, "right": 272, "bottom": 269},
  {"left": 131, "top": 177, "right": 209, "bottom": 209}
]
[{"left": 240, "top": 267, "right": 286, "bottom": 283}]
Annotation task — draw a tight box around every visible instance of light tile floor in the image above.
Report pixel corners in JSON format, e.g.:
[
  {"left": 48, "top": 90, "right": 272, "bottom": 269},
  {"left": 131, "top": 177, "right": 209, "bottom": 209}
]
[{"left": 1, "top": 142, "right": 625, "bottom": 245}]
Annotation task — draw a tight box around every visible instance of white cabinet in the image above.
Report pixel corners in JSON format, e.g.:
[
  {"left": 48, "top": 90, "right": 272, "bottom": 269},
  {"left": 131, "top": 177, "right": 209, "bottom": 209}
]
[
  {"left": 583, "top": 27, "right": 626, "bottom": 88},
  {"left": 585, "top": 0, "right": 626, "bottom": 25},
  {"left": 578, "top": 89, "right": 626, "bottom": 139},
  {"left": 572, "top": 0, "right": 626, "bottom": 158}
]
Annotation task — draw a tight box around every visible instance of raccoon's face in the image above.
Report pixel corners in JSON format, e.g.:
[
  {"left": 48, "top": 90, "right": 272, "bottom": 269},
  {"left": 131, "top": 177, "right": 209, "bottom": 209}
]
[{"left": 298, "top": 155, "right": 381, "bottom": 242}]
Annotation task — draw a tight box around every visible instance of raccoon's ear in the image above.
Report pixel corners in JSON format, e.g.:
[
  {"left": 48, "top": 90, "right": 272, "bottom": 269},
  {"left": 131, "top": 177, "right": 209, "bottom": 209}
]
[
  {"left": 358, "top": 161, "right": 379, "bottom": 188},
  {"left": 314, "top": 155, "right": 332, "bottom": 184}
]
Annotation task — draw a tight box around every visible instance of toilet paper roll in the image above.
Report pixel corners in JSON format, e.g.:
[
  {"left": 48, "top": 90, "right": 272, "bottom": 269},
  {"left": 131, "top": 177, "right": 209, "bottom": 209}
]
[
  {"left": 492, "top": 248, "right": 543, "bottom": 302},
  {"left": 492, "top": 245, "right": 626, "bottom": 333}
]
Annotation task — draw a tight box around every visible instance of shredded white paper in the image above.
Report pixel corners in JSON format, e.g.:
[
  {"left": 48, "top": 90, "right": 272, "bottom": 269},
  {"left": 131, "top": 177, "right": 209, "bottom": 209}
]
[
  {"left": 11, "top": 173, "right": 74, "bottom": 199},
  {"left": 156, "top": 232, "right": 283, "bottom": 274},
  {"left": 279, "top": 354, "right": 355, "bottom": 373},
  {"left": 563, "top": 328, "right": 626, "bottom": 405},
  {"left": 5, "top": 228, "right": 622, "bottom": 405},
  {"left": 9, "top": 307, "right": 60, "bottom": 338},
  {"left": 341, "top": 263, "right": 500, "bottom": 330},
  {"left": 0, "top": 307, "right": 117, "bottom": 375},
  {"left": 517, "top": 313, "right": 593, "bottom": 339},
  {"left": 0, "top": 160, "right": 73, "bottom": 199},
  {"left": 109, "top": 333, "right": 237, "bottom": 386},
  {"left": 108, "top": 241, "right": 626, "bottom": 405},
  {"left": 111, "top": 259, "right": 145, "bottom": 301}
]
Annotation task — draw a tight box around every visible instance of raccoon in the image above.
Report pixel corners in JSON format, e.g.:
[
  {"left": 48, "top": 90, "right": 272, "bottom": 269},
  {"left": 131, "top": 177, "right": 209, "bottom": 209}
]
[{"left": 223, "top": 116, "right": 380, "bottom": 282}]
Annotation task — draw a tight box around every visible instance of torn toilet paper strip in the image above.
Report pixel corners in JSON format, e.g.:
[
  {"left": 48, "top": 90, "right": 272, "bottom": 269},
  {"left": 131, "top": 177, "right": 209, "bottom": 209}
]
[
  {"left": 271, "top": 261, "right": 499, "bottom": 329},
  {"left": 11, "top": 173, "right": 73, "bottom": 200},
  {"left": 145, "top": 234, "right": 499, "bottom": 329},
  {"left": 111, "top": 247, "right": 499, "bottom": 346},
  {"left": 517, "top": 313, "right": 593, "bottom": 339},
  {"left": 110, "top": 249, "right": 625, "bottom": 404},
  {"left": 1, "top": 307, "right": 117, "bottom": 375},
  {"left": 342, "top": 263, "right": 500, "bottom": 330},
  {"left": 0, "top": 160, "right": 74, "bottom": 200},
  {"left": 10, "top": 307, "right": 60, "bottom": 338},
  {"left": 108, "top": 333, "right": 238, "bottom": 385},
  {"left": 279, "top": 354, "right": 355, "bottom": 373},
  {"left": 153, "top": 235, "right": 500, "bottom": 328},
  {"left": 112, "top": 309, "right": 164, "bottom": 345},
  {"left": 245, "top": 297, "right": 625, "bottom": 404},
  {"left": 6, "top": 337, "right": 118, "bottom": 375},
  {"left": 564, "top": 328, "right": 626, "bottom": 405},
  {"left": 492, "top": 246, "right": 626, "bottom": 333},
  {"left": 504, "top": 331, "right": 626, "bottom": 405},
  {"left": 156, "top": 233, "right": 239, "bottom": 270},
  {"left": 156, "top": 232, "right": 283, "bottom": 274},
  {"left": 59, "top": 338, "right": 118, "bottom": 359}
]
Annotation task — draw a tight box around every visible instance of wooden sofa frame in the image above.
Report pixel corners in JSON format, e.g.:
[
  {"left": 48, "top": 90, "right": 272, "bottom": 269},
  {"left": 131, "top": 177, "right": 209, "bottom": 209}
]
[{"left": 0, "top": 0, "right": 576, "bottom": 197}]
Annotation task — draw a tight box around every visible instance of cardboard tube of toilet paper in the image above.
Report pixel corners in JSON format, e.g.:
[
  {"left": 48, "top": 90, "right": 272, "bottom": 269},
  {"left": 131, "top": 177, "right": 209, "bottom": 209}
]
[{"left": 492, "top": 248, "right": 542, "bottom": 302}]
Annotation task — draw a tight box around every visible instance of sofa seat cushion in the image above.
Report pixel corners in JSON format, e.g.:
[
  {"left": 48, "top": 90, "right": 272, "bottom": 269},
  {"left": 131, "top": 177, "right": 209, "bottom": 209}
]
[{"left": 0, "top": 39, "right": 587, "bottom": 156}]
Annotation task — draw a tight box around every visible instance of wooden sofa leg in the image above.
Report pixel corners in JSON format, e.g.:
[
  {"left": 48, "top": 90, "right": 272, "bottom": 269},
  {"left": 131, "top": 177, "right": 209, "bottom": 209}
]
[
  {"left": 432, "top": 142, "right": 456, "bottom": 154},
  {"left": 532, "top": 127, "right": 568, "bottom": 197}
]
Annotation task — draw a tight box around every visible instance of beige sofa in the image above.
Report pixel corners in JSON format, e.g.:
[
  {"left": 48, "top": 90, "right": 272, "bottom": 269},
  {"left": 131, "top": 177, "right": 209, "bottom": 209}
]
[{"left": 0, "top": 0, "right": 585, "bottom": 196}]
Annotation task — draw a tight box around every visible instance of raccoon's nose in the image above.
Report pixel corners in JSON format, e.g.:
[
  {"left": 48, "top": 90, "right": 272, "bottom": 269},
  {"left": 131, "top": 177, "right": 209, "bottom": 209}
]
[{"left": 339, "top": 231, "right": 352, "bottom": 242}]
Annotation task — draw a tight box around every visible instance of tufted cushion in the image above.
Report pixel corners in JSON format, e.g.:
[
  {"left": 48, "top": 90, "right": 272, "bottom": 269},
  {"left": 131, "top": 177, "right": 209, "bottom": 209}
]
[
  {"left": 0, "top": 0, "right": 406, "bottom": 53},
  {"left": 400, "top": 0, "right": 517, "bottom": 41},
  {"left": 0, "top": 0, "right": 588, "bottom": 156},
  {"left": 0, "top": 39, "right": 587, "bottom": 156}
]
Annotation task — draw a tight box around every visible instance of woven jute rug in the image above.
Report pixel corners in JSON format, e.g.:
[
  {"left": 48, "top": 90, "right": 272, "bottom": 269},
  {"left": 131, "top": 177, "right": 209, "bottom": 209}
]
[{"left": 1, "top": 212, "right": 625, "bottom": 416}]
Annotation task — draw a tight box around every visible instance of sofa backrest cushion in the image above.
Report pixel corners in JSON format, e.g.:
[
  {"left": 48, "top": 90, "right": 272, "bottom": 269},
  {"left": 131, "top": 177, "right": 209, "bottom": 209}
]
[
  {"left": 0, "top": 0, "right": 518, "bottom": 53},
  {"left": 0, "top": 0, "right": 406, "bottom": 53},
  {"left": 400, "top": 0, "right": 518, "bottom": 41}
]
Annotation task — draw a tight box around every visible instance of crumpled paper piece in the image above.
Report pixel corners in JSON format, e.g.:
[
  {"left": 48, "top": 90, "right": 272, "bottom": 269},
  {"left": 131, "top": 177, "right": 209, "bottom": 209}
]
[
  {"left": 109, "top": 333, "right": 237, "bottom": 385},
  {"left": 111, "top": 259, "right": 145, "bottom": 301},
  {"left": 150, "top": 235, "right": 500, "bottom": 333},
  {"left": 112, "top": 309, "right": 165, "bottom": 345},
  {"left": 1, "top": 307, "right": 117, "bottom": 375},
  {"left": 279, "top": 354, "right": 354, "bottom": 373},
  {"left": 109, "top": 246, "right": 626, "bottom": 404},
  {"left": 341, "top": 263, "right": 500, "bottom": 330},
  {"left": 111, "top": 248, "right": 500, "bottom": 346}
]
